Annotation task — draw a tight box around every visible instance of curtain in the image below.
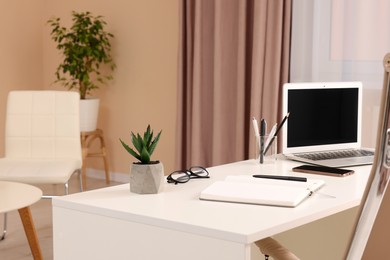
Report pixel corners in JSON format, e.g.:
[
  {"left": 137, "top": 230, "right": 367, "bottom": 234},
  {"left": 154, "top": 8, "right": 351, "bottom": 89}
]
[{"left": 176, "top": 0, "right": 291, "bottom": 169}]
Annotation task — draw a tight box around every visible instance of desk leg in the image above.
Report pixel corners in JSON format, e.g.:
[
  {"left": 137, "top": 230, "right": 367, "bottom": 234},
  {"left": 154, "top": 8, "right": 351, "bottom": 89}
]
[{"left": 18, "top": 207, "right": 43, "bottom": 260}]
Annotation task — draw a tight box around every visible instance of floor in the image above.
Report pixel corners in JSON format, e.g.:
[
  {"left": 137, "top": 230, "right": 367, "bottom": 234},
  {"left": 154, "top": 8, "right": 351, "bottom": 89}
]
[{"left": 0, "top": 175, "right": 122, "bottom": 260}]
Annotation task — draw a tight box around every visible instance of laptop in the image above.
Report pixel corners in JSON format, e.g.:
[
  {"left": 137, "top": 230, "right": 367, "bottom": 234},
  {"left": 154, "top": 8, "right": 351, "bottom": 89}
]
[{"left": 282, "top": 82, "right": 374, "bottom": 168}]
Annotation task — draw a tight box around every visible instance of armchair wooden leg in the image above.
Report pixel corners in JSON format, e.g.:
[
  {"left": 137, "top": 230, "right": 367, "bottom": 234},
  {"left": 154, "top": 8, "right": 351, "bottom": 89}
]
[
  {"left": 81, "top": 138, "right": 88, "bottom": 191},
  {"left": 0, "top": 213, "right": 7, "bottom": 240},
  {"left": 18, "top": 207, "right": 43, "bottom": 260},
  {"left": 255, "top": 237, "right": 300, "bottom": 260},
  {"left": 100, "top": 137, "right": 110, "bottom": 185}
]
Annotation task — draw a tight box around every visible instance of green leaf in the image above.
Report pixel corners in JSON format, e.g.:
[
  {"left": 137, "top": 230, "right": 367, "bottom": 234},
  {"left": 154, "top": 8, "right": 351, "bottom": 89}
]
[
  {"left": 136, "top": 133, "right": 145, "bottom": 151},
  {"left": 144, "top": 125, "right": 153, "bottom": 148},
  {"left": 140, "top": 146, "right": 151, "bottom": 164},
  {"left": 131, "top": 132, "right": 142, "bottom": 154},
  {"left": 148, "top": 130, "right": 162, "bottom": 156},
  {"left": 119, "top": 139, "right": 141, "bottom": 161}
]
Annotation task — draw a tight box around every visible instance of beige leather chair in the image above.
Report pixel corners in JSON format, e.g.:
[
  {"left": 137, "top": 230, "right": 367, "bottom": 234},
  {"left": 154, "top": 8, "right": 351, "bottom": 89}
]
[
  {"left": 255, "top": 53, "right": 390, "bottom": 260},
  {"left": 0, "top": 90, "right": 82, "bottom": 193},
  {"left": 0, "top": 91, "right": 83, "bottom": 240},
  {"left": 344, "top": 53, "right": 390, "bottom": 259}
]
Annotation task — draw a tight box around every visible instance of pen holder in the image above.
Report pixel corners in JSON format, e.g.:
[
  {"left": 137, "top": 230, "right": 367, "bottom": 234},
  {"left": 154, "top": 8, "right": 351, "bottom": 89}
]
[{"left": 256, "top": 135, "right": 277, "bottom": 164}]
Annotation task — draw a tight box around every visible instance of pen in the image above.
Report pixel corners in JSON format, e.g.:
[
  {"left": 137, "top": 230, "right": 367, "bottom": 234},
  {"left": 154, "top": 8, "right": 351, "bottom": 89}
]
[
  {"left": 264, "top": 123, "right": 277, "bottom": 153},
  {"left": 274, "top": 112, "right": 290, "bottom": 137},
  {"left": 260, "top": 119, "right": 266, "bottom": 163},
  {"left": 252, "top": 117, "right": 260, "bottom": 138},
  {"left": 263, "top": 112, "right": 290, "bottom": 155},
  {"left": 252, "top": 117, "right": 261, "bottom": 161},
  {"left": 252, "top": 175, "right": 307, "bottom": 182}
]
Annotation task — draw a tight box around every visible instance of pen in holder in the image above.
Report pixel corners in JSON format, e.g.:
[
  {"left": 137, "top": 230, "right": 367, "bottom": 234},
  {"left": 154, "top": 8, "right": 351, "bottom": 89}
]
[{"left": 256, "top": 135, "right": 277, "bottom": 164}]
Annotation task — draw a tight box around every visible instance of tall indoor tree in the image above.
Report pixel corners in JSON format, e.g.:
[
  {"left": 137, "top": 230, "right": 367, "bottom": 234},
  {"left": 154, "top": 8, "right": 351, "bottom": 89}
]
[{"left": 48, "top": 11, "right": 116, "bottom": 100}]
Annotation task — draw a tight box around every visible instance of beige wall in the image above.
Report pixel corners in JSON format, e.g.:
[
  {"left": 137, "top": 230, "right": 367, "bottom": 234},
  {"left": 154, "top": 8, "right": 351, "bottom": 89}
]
[
  {"left": 41, "top": 0, "right": 179, "bottom": 176},
  {"left": 0, "top": 1, "right": 178, "bottom": 176},
  {"left": 0, "top": 1, "right": 45, "bottom": 155}
]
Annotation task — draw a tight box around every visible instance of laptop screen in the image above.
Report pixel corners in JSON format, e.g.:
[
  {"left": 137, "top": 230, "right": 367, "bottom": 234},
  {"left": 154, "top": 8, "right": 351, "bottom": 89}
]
[{"left": 282, "top": 82, "right": 362, "bottom": 154}]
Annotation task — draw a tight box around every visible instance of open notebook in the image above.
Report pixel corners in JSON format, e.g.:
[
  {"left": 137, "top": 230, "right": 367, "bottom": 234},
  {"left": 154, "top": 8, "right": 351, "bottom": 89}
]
[{"left": 199, "top": 176, "right": 325, "bottom": 207}]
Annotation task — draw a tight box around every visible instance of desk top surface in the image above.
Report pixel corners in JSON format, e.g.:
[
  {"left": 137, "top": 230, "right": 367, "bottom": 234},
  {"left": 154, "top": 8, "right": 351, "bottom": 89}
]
[
  {"left": 0, "top": 181, "right": 42, "bottom": 213},
  {"left": 53, "top": 159, "right": 371, "bottom": 244}
]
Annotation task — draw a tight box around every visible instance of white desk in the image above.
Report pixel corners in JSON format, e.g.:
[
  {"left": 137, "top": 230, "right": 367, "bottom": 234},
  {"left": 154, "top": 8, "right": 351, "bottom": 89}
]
[{"left": 52, "top": 159, "right": 371, "bottom": 260}]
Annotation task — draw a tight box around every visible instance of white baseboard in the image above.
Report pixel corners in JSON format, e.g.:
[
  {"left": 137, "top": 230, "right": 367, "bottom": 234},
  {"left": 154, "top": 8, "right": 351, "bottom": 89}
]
[{"left": 86, "top": 168, "right": 128, "bottom": 183}]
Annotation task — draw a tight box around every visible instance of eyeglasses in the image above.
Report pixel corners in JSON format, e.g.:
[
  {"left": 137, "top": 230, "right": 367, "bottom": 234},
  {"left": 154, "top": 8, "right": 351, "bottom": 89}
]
[{"left": 167, "top": 166, "right": 210, "bottom": 184}]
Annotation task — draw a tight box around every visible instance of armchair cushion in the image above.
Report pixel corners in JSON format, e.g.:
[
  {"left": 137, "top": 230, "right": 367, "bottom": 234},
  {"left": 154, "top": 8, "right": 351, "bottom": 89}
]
[{"left": 0, "top": 158, "right": 81, "bottom": 184}]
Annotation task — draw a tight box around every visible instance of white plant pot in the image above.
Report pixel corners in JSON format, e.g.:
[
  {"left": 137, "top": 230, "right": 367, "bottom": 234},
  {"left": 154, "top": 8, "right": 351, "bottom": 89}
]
[
  {"left": 80, "top": 99, "right": 100, "bottom": 132},
  {"left": 130, "top": 162, "right": 164, "bottom": 194}
]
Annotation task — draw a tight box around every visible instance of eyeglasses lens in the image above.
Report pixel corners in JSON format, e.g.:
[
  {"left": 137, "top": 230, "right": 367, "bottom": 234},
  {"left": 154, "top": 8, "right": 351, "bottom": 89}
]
[
  {"left": 189, "top": 167, "right": 209, "bottom": 177},
  {"left": 169, "top": 171, "right": 190, "bottom": 183}
]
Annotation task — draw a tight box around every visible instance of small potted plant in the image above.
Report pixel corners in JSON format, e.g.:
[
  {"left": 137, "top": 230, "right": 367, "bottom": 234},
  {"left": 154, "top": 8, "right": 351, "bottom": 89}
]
[
  {"left": 120, "top": 125, "right": 164, "bottom": 194},
  {"left": 48, "top": 11, "right": 116, "bottom": 132}
]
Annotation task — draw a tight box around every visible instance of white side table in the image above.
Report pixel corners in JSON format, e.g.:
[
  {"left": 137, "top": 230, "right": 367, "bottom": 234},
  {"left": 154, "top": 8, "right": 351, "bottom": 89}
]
[{"left": 0, "top": 181, "right": 43, "bottom": 260}]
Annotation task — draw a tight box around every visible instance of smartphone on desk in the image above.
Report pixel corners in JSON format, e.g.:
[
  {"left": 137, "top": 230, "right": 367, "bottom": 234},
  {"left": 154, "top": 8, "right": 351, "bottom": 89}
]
[{"left": 292, "top": 164, "right": 354, "bottom": 177}]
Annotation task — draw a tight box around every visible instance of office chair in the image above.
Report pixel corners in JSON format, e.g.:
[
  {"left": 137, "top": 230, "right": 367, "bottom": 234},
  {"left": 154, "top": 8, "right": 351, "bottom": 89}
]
[
  {"left": 0, "top": 91, "right": 83, "bottom": 240},
  {"left": 344, "top": 53, "right": 390, "bottom": 259},
  {"left": 255, "top": 53, "right": 390, "bottom": 260}
]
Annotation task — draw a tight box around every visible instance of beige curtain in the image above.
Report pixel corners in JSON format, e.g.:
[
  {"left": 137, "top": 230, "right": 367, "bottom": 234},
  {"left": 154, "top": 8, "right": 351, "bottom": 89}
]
[{"left": 176, "top": 0, "right": 291, "bottom": 169}]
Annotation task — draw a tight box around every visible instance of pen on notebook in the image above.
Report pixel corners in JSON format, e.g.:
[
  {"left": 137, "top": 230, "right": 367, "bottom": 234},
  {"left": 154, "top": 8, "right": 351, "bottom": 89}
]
[
  {"left": 263, "top": 112, "right": 290, "bottom": 154},
  {"left": 252, "top": 175, "right": 307, "bottom": 182},
  {"left": 260, "top": 119, "right": 266, "bottom": 164}
]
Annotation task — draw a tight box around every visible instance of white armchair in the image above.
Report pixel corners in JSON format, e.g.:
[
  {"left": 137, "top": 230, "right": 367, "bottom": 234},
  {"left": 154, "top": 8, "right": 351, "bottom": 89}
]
[{"left": 0, "top": 91, "right": 82, "bottom": 195}]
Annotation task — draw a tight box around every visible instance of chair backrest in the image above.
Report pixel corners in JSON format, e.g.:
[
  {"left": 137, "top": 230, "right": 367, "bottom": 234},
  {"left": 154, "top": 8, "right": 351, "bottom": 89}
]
[
  {"left": 5, "top": 91, "right": 81, "bottom": 160},
  {"left": 345, "top": 53, "right": 390, "bottom": 259}
]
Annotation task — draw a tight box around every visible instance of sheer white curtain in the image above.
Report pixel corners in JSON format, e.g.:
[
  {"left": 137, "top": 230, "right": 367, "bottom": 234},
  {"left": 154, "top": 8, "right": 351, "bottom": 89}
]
[{"left": 290, "top": 0, "right": 390, "bottom": 147}]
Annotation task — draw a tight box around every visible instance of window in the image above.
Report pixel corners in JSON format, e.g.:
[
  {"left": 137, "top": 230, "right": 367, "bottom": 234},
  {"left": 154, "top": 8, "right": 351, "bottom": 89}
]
[{"left": 290, "top": 0, "right": 389, "bottom": 146}]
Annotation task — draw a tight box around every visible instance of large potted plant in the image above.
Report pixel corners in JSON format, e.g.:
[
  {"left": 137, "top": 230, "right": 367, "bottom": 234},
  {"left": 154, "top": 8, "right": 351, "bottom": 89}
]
[
  {"left": 120, "top": 125, "right": 164, "bottom": 194},
  {"left": 48, "top": 11, "right": 116, "bottom": 132}
]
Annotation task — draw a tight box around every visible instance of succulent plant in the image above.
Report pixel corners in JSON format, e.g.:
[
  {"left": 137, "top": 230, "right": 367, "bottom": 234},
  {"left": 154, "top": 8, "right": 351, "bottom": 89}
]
[{"left": 120, "top": 125, "right": 162, "bottom": 164}]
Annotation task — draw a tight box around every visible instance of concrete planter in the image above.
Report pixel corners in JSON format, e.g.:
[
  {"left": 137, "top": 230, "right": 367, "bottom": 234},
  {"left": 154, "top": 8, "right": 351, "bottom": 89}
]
[{"left": 130, "top": 162, "right": 164, "bottom": 194}]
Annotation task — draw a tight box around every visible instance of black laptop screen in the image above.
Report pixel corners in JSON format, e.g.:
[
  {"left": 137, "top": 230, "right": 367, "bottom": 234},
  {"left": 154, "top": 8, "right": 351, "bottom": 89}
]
[{"left": 287, "top": 88, "right": 359, "bottom": 148}]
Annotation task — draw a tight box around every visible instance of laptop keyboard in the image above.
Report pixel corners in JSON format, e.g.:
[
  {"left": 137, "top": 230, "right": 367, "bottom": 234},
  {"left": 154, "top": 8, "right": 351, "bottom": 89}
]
[{"left": 294, "top": 149, "right": 374, "bottom": 161}]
